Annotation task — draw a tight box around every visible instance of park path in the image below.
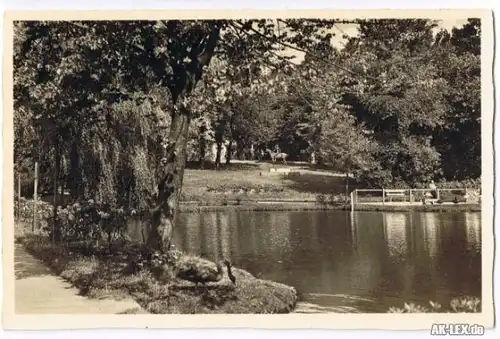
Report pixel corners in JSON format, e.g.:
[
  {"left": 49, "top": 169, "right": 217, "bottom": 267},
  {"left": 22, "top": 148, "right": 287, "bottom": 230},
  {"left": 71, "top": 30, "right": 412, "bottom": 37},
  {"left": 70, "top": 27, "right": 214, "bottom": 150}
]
[{"left": 14, "top": 244, "right": 145, "bottom": 314}]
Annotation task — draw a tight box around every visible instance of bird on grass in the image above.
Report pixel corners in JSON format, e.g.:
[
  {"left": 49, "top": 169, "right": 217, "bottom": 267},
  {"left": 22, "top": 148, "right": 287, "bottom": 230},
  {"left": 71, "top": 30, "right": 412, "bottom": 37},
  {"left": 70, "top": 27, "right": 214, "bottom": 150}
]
[{"left": 176, "top": 258, "right": 236, "bottom": 286}]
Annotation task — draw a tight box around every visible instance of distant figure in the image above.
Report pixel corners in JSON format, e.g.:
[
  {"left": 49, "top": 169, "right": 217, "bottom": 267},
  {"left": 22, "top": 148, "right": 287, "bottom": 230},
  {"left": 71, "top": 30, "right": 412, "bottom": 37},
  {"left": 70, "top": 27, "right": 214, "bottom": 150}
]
[
  {"left": 266, "top": 148, "right": 288, "bottom": 165},
  {"left": 258, "top": 149, "right": 264, "bottom": 161},
  {"left": 274, "top": 144, "right": 281, "bottom": 153},
  {"left": 463, "top": 189, "right": 469, "bottom": 202},
  {"left": 429, "top": 180, "right": 437, "bottom": 199}
]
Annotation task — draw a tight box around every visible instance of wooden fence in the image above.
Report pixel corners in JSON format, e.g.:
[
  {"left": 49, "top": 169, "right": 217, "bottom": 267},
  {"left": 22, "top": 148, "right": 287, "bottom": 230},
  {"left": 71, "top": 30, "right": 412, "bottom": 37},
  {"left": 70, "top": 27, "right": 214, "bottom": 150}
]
[{"left": 352, "top": 187, "right": 471, "bottom": 207}]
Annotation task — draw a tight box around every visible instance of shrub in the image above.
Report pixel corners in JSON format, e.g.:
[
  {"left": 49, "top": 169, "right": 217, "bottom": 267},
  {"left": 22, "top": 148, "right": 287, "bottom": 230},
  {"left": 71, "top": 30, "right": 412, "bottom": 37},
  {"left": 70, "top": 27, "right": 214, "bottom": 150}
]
[
  {"left": 388, "top": 302, "right": 432, "bottom": 313},
  {"left": 329, "top": 194, "right": 345, "bottom": 205},
  {"left": 388, "top": 297, "right": 481, "bottom": 313},
  {"left": 316, "top": 194, "right": 326, "bottom": 205},
  {"left": 15, "top": 197, "right": 53, "bottom": 227},
  {"left": 19, "top": 198, "right": 135, "bottom": 248},
  {"left": 205, "top": 183, "right": 283, "bottom": 194},
  {"left": 450, "top": 296, "right": 481, "bottom": 312},
  {"left": 415, "top": 178, "right": 481, "bottom": 190}
]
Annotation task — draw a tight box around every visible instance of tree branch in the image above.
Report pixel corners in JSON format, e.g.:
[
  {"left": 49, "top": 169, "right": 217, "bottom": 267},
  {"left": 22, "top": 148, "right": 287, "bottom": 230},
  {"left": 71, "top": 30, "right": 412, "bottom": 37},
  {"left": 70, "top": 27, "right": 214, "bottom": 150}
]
[{"left": 231, "top": 21, "right": 378, "bottom": 81}]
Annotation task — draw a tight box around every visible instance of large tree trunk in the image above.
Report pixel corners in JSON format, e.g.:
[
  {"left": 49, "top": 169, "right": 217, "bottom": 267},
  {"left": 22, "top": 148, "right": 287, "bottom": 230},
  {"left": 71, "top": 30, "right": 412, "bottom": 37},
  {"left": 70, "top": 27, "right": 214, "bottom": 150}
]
[
  {"left": 215, "top": 141, "right": 222, "bottom": 170},
  {"left": 52, "top": 146, "right": 61, "bottom": 242},
  {"left": 146, "top": 23, "right": 221, "bottom": 252},
  {"left": 226, "top": 140, "right": 233, "bottom": 164},
  {"left": 236, "top": 142, "right": 245, "bottom": 160},
  {"left": 69, "top": 141, "right": 82, "bottom": 200},
  {"left": 250, "top": 144, "right": 255, "bottom": 160},
  {"left": 198, "top": 121, "right": 207, "bottom": 168},
  {"left": 147, "top": 103, "right": 191, "bottom": 252},
  {"left": 214, "top": 120, "right": 225, "bottom": 170},
  {"left": 199, "top": 133, "right": 206, "bottom": 169},
  {"left": 345, "top": 171, "right": 349, "bottom": 203}
]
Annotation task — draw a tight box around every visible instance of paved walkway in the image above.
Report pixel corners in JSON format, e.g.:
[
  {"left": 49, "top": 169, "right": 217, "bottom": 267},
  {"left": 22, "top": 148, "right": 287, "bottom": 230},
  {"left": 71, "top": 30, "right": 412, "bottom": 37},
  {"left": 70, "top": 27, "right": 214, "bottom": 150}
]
[{"left": 15, "top": 244, "right": 146, "bottom": 314}]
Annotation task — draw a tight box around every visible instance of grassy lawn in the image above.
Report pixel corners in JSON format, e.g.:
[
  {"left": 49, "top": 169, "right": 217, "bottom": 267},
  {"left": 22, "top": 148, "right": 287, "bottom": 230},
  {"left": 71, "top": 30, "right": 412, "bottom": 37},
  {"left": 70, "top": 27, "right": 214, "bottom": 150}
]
[
  {"left": 181, "top": 160, "right": 356, "bottom": 202},
  {"left": 17, "top": 233, "right": 297, "bottom": 314}
]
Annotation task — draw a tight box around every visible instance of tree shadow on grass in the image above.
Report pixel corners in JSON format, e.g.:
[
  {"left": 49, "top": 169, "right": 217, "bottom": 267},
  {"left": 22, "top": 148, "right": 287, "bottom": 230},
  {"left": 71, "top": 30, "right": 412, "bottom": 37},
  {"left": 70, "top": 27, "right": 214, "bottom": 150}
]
[
  {"left": 185, "top": 161, "right": 261, "bottom": 171},
  {"left": 15, "top": 246, "right": 53, "bottom": 279},
  {"left": 283, "top": 172, "right": 360, "bottom": 195}
]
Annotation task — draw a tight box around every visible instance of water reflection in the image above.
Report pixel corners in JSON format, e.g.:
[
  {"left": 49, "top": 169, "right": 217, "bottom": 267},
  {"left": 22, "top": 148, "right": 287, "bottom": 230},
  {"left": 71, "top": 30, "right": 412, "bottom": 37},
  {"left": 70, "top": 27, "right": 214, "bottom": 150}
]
[
  {"left": 350, "top": 212, "right": 358, "bottom": 248},
  {"left": 266, "top": 212, "right": 292, "bottom": 258},
  {"left": 126, "top": 210, "right": 481, "bottom": 312},
  {"left": 465, "top": 213, "right": 481, "bottom": 253},
  {"left": 422, "top": 213, "right": 440, "bottom": 260},
  {"left": 383, "top": 213, "right": 408, "bottom": 259}
]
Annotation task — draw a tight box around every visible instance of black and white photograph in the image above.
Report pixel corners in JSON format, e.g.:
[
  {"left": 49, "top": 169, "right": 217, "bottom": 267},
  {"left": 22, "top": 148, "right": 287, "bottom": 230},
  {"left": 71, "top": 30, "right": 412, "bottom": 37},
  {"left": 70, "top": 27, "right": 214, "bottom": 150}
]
[{"left": 1, "top": 8, "right": 495, "bottom": 331}]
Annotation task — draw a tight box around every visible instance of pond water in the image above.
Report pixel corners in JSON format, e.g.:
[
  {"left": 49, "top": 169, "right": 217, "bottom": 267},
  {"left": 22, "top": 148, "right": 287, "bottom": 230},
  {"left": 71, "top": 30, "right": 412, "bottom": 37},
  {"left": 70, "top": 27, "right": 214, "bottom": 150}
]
[{"left": 126, "top": 210, "right": 481, "bottom": 313}]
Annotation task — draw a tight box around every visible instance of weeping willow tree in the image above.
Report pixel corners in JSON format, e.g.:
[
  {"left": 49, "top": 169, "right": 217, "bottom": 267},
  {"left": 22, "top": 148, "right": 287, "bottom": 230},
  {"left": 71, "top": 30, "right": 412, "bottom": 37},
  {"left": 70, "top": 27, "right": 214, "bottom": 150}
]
[
  {"left": 66, "top": 89, "right": 172, "bottom": 211},
  {"left": 15, "top": 71, "right": 171, "bottom": 214}
]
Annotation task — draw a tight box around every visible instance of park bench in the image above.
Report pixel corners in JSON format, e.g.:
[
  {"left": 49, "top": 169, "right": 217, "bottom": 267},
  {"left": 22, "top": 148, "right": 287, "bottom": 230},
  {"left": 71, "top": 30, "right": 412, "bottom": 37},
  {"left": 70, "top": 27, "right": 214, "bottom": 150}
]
[{"left": 385, "top": 189, "right": 406, "bottom": 202}]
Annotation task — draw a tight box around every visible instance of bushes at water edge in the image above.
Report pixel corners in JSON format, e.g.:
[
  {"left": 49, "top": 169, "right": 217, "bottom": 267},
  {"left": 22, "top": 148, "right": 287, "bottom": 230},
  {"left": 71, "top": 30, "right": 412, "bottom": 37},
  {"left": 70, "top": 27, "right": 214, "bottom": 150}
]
[{"left": 388, "top": 297, "right": 481, "bottom": 313}]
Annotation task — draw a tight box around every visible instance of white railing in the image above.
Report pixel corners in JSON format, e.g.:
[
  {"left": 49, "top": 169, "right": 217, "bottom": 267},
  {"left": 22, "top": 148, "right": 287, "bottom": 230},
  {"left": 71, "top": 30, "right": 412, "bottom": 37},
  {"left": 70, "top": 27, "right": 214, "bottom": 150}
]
[{"left": 352, "top": 188, "right": 469, "bottom": 206}]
